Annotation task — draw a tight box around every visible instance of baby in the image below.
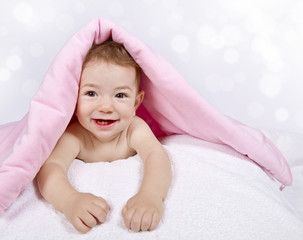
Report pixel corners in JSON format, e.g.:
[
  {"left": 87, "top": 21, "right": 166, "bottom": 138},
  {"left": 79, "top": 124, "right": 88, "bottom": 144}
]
[{"left": 37, "top": 40, "right": 172, "bottom": 233}]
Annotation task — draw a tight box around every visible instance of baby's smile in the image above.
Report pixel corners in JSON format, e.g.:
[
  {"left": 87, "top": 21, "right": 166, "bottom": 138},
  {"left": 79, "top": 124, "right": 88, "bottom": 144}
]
[{"left": 94, "top": 119, "right": 117, "bottom": 129}]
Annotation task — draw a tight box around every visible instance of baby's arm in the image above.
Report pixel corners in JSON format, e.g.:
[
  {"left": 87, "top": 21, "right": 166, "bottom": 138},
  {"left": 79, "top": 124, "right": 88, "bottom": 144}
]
[
  {"left": 122, "top": 118, "right": 172, "bottom": 232},
  {"left": 36, "top": 130, "right": 110, "bottom": 233}
]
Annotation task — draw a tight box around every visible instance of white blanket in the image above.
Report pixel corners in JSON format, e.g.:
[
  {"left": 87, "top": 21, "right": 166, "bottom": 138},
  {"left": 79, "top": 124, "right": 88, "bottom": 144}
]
[{"left": 1, "top": 134, "right": 302, "bottom": 240}]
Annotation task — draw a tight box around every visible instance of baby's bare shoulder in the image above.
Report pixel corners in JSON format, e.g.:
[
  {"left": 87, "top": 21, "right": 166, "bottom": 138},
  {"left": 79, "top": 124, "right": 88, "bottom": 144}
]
[
  {"left": 130, "top": 116, "right": 149, "bottom": 129},
  {"left": 128, "top": 117, "right": 156, "bottom": 142},
  {"left": 45, "top": 122, "right": 82, "bottom": 164}
]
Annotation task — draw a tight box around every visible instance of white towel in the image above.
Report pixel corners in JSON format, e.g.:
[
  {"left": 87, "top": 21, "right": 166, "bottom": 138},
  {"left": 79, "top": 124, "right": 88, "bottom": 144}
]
[{"left": 0, "top": 134, "right": 302, "bottom": 240}]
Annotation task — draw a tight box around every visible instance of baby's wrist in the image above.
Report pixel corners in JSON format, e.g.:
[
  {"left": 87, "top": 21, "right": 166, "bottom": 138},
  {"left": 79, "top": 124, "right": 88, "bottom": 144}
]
[
  {"left": 138, "top": 189, "right": 165, "bottom": 202},
  {"left": 56, "top": 190, "right": 79, "bottom": 213}
]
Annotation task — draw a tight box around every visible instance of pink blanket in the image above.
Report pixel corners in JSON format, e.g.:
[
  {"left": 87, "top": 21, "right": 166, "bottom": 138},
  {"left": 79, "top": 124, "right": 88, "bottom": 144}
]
[{"left": 0, "top": 18, "right": 292, "bottom": 216}]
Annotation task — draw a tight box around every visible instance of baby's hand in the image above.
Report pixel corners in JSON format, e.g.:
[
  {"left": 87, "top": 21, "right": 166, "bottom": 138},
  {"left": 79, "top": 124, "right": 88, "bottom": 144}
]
[
  {"left": 122, "top": 191, "right": 164, "bottom": 232},
  {"left": 62, "top": 192, "right": 110, "bottom": 233}
]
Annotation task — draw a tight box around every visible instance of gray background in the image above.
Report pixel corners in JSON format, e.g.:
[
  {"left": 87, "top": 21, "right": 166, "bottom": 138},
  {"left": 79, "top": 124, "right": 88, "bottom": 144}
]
[{"left": 1, "top": 0, "right": 302, "bottom": 134}]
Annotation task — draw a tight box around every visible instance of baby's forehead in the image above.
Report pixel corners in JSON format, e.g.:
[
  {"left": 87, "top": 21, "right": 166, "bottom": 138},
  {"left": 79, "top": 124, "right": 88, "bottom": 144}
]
[
  {"left": 83, "top": 59, "right": 135, "bottom": 71},
  {"left": 81, "top": 60, "right": 141, "bottom": 89}
]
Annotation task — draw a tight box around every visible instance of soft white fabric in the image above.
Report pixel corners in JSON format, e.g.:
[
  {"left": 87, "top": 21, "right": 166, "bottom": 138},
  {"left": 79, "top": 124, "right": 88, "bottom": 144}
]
[
  {"left": 262, "top": 129, "right": 303, "bottom": 220},
  {"left": 0, "top": 134, "right": 302, "bottom": 240}
]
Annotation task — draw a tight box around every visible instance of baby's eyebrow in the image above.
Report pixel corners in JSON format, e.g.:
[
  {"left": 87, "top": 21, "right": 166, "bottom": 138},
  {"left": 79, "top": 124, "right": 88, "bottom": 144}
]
[
  {"left": 81, "top": 83, "right": 98, "bottom": 88},
  {"left": 115, "top": 86, "right": 133, "bottom": 91}
]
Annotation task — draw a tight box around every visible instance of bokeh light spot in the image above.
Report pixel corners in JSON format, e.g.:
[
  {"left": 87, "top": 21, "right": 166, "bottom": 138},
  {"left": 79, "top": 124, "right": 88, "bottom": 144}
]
[
  {"left": 262, "top": 45, "right": 281, "bottom": 64},
  {"left": 221, "top": 25, "right": 241, "bottom": 46},
  {"left": 13, "top": 2, "right": 34, "bottom": 24},
  {"left": 0, "top": 68, "right": 11, "bottom": 82},
  {"left": 246, "top": 13, "right": 276, "bottom": 35},
  {"left": 6, "top": 55, "right": 23, "bottom": 71},
  {"left": 13, "top": 2, "right": 41, "bottom": 32},
  {"left": 224, "top": 48, "right": 239, "bottom": 64},
  {"left": 275, "top": 108, "right": 289, "bottom": 122},
  {"left": 259, "top": 74, "right": 282, "bottom": 98}
]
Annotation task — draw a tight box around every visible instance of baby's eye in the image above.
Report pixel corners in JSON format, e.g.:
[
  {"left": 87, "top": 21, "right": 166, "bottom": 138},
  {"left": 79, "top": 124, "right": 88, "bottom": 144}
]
[
  {"left": 85, "top": 91, "right": 97, "bottom": 97},
  {"left": 115, "top": 93, "right": 127, "bottom": 98}
]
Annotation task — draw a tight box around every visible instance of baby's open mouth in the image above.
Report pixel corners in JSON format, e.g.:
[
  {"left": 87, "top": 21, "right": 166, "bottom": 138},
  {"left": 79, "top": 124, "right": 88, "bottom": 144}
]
[{"left": 94, "top": 119, "right": 117, "bottom": 126}]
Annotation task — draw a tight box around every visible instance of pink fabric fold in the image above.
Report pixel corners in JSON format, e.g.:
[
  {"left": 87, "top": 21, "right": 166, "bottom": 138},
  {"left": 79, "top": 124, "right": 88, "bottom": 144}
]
[{"left": 0, "top": 18, "right": 292, "bottom": 215}]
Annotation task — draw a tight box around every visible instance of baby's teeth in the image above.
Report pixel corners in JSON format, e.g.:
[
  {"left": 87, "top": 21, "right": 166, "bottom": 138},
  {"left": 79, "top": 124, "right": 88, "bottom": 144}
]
[{"left": 97, "top": 120, "right": 114, "bottom": 125}]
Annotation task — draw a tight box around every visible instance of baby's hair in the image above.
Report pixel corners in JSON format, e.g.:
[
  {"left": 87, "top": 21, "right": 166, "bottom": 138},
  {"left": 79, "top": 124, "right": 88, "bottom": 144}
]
[{"left": 83, "top": 40, "right": 141, "bottom": 88}]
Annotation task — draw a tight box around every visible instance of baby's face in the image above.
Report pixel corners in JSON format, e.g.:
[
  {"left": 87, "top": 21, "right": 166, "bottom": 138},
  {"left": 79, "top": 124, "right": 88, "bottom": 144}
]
[{"left": 76, "top": 61, "right": 143, "bottom": 142}]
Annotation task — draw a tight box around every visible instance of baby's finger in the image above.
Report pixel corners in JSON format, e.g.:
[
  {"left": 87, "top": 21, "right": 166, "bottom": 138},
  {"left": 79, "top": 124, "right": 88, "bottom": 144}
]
[
  {"left": 88, "top": 203, "right": 108, "bottom": 223},
  {"left": 149, "top": 212, "right": 161, "bottom": 231},
  {"left": 130, "top": 210, "right": 144, "bottom": 232},
  {"left": 80, "top": 212, "right": 97, "bottom": 228},
  {"left": 94, "top": 198, "right": 111, "bottom": 213},
  {"left": 141, "top": 210, "right": 153, "bottom": 231},
  {"left": 122, "top": 206, "right": 135, "bottom": 229},
  {"left": 73, "top": 217, "right": 91, "bottom": 233}
]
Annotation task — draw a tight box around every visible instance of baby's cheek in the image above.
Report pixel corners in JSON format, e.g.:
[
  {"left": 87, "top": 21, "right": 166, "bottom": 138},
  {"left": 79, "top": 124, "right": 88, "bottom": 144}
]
[{"left": 121, "top": 106, "right": 136, "bottom": 118}]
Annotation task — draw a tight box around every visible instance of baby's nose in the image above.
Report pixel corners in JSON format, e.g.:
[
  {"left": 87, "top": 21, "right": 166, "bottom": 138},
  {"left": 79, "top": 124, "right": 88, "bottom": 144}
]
[{"left": 97, "top": 97, "right": 113, "bottom": 112}]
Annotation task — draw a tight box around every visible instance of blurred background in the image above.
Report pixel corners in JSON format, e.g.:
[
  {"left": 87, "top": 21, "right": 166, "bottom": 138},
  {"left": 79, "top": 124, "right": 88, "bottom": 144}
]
[{"left": 0, "top": 0, "right": 302, "bottom": 134}]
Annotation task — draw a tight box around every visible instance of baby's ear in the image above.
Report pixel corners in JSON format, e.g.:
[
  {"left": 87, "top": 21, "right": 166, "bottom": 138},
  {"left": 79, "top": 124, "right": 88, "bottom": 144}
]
[{"left": 135, "top": 90, "right": 144, "bottom": 110}]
